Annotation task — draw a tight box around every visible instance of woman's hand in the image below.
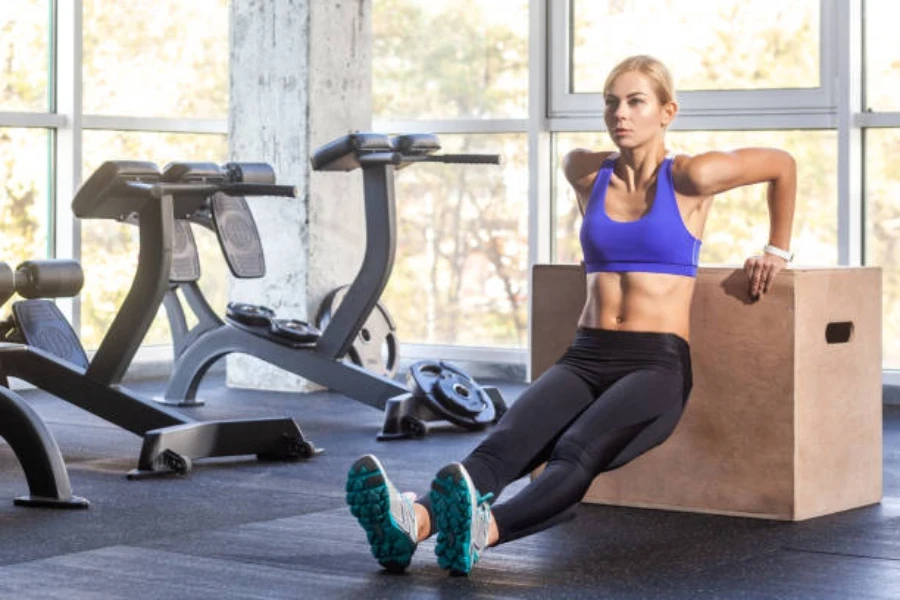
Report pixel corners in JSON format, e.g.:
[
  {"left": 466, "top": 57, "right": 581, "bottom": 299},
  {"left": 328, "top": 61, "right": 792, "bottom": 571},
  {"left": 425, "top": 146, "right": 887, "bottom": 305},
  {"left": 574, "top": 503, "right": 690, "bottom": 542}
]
[{"left": 743, "top": 253, "right": 788, "bottom": 301}]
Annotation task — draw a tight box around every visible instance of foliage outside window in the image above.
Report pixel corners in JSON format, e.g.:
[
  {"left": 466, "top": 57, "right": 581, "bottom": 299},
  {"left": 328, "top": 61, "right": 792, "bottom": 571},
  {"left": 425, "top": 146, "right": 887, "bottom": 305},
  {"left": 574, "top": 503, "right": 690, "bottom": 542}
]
[
  {"left": 82, "top": 0, "right": 228, "bottom": 118},
  {"left": 382, "top": 134, "right": 529, "bottom": 348},
  {"left": 866, "top": 130, "right": 900, "bottom": 368},
  {"left": 373, "top": 0, "right": 529, "bottom": 120},
  {"left": 865, "top": 0, "right": 900, "bottom": 111},
  {"left": 571, "top": 0, "right": 820, "bottom": 93}
]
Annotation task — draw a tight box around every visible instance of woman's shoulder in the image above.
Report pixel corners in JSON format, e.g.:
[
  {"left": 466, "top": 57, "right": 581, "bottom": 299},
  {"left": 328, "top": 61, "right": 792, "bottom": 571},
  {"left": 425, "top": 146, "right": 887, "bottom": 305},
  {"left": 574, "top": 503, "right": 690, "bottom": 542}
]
[{"left": 562, "top": 149, "right": 617, "bottom": 189}]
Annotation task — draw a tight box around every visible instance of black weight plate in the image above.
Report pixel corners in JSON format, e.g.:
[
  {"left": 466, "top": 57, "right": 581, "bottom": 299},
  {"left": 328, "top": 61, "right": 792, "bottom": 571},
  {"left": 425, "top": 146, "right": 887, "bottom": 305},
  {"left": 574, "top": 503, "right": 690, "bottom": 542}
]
[
  {"left": 433, "top": 373, "right": 487, "bottom": 417},
  {"left": 407, "top": 360, "right": 443, "bottom": 397},
  {"left": 225, "top": 302, "right": 275, "bottom": 327},
  {"left": 270, "top": 318, "right": 321, "bottom": 344},
  {"left": 317, "top": 285, "right": 400, "bottom": 378}
]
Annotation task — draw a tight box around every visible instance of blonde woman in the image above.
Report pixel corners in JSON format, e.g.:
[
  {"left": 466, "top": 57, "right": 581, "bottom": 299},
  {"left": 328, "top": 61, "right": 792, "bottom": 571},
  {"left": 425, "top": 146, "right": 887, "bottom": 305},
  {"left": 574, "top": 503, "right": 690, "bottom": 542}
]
[{"left": 346, "top": 54, "right": 796, "bottom": 575}]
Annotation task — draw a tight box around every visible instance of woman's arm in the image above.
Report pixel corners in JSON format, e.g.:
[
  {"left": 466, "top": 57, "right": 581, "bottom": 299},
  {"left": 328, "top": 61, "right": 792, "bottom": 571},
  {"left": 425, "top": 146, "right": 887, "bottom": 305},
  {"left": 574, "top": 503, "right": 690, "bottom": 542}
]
[
  {"left": 562, "top": 149, "right": 614, "bottom": 215},
  {"left": 675, "top": 148, "right": 797, "bottom": 300}
]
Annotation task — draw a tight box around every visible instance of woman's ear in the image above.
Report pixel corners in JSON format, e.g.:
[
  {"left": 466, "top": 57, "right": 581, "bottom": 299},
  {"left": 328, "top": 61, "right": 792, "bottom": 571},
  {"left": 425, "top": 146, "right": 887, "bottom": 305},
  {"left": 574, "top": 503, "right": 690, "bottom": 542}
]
[{"left": 662, "top": 100, "right": 678, "bottom": 127}]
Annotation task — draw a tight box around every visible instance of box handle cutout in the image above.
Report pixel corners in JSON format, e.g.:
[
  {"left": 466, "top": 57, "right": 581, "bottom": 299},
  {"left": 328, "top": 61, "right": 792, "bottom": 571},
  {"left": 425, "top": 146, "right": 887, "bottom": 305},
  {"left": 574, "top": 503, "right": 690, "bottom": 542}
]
[{"left": 825, "top": 321, "right": 854, "bottom": 344}]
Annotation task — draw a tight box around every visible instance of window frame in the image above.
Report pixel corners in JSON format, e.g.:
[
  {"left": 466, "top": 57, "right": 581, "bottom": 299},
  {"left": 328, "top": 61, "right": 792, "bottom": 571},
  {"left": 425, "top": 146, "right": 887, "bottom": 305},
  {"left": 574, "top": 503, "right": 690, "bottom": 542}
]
[{"left": 549, "top": 0, "right": 837, "bottom": 118}]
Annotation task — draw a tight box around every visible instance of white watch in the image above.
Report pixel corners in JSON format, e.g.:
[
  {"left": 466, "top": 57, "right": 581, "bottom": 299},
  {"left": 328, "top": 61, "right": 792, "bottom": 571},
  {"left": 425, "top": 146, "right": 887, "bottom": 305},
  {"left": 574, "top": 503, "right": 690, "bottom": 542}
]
[{"left": 763, "top": 244, "right": 794, "bottom": 262}]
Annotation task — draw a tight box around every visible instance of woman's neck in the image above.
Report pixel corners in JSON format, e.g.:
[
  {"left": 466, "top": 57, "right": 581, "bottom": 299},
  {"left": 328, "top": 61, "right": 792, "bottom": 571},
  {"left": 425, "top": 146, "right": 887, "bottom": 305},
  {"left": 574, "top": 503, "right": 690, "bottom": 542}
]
[{"left": 615, "top": 143, "right": 668, "bottom": 193}]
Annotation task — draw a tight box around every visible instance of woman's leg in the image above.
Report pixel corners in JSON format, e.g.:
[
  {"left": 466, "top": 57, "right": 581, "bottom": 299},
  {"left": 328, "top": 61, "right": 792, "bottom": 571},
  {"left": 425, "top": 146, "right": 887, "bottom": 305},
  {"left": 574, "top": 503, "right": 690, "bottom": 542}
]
[
  {"left": 491, "top": 367, "right": 686, "bottom": 545},
  {"left": 414, "top": 361, "right": 601, "bottom": 539}
]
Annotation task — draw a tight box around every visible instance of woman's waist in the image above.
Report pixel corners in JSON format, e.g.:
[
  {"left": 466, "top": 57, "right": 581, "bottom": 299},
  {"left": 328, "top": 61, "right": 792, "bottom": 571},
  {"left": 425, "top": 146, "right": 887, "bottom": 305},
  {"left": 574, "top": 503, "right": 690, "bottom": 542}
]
[{"left": 581, "top": 273, "right": 694, "bottom": 339}]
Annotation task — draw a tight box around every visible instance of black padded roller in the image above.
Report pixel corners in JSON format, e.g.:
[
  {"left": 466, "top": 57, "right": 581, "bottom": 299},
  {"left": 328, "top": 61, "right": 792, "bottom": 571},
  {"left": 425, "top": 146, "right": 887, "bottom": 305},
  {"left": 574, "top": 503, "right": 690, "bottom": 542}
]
[
  {"left": 15, "top": 260, "right": 84, "bottom": 299},
  {"left": 310, "top": 133, "right": 395, "bottom": 171},
  {"left": 392, "top": 134, "right": 441, "bottom": 155},
  {"left": 211, "top": 193, "right": 266, "bottom": 278},
  {"left": 161, "top": 162, "right": 224, "bottom": 183},
  {"left": 224, "top": 163, "right": 276, "bottom": 184},
  {"left": 0, "top": 262, "right": 14, "bottom": 304},
  {"left": 170, "top": 220, "right": 201, "bottom": 283}
]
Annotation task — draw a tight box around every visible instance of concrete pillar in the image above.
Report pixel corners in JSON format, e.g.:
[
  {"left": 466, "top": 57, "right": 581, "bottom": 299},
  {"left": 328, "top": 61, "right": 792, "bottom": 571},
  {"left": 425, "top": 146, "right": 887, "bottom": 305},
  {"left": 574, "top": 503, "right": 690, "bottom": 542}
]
[{"left": 228, "top": 0, "right": 371, "bottom": 391}]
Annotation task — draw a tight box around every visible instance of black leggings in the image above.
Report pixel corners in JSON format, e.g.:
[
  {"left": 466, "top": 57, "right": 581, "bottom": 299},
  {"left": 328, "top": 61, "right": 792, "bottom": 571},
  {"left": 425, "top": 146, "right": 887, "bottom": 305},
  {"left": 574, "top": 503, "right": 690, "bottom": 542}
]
[{"left": 418, "top": 327, "right": 693, "bottom": 545}]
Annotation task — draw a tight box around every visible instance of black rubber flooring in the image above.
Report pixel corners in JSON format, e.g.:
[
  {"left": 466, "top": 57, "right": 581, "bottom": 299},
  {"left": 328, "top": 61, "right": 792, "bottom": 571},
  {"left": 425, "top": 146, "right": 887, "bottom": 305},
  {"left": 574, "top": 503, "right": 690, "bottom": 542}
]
[{"left": 1, "top": 375, "right": 899, "bottom": 599}]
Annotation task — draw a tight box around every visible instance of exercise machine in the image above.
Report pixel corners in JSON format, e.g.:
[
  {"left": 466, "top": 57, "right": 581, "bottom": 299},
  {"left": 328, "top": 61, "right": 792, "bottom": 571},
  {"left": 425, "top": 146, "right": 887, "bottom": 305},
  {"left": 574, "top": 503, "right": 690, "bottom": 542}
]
[
  {"left": 0, "top": 261, "right": 88, "bottom": 507},
  {"left": 0, "top": 163, "right": 319, "bottom": 479},
  {"left": 152, "top": 134, "right": 508, "bottom": 439}
]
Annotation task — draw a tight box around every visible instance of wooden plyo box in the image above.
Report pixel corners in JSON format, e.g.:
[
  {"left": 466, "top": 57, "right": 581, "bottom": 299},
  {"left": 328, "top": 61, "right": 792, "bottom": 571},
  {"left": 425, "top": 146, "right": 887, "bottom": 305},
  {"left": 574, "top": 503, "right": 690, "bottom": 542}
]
[{"left": 530, "top": 265, "right": 883, "bottom": 520}]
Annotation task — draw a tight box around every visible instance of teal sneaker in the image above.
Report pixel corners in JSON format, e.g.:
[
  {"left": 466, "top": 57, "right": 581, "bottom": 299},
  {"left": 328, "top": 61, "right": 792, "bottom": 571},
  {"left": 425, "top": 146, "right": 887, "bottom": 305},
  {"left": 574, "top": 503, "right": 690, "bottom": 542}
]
[
  {"left": 345, "top": 455, "right": 418, "bottom": 573},
  {"left": 430, "top": 462, "right": 494, "bottom": 575}
]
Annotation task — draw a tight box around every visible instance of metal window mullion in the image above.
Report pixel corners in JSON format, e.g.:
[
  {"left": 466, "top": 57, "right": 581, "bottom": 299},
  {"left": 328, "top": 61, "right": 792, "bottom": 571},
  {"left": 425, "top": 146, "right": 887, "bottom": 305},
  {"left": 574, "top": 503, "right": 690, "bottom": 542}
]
[
  {"left": 856, "top": 112, "right": 900, "bottom": 127},
  {"left": 82, "top": 115, "right": 228, "bottom": 134},
  {"left": 0, "top": 112, "right": 66, "bottom": 128},
  {"left": 547, "top": 0, "right": 571, "bottom": 115},
  {"left": 53, "top": 0, "right": 82, "bottom": 328},
  {"left": 835, "top": 0, "right": 864, "bottom": 266},
  {"left": 527, "top": 0, "right": 551, "bottom": 382}
]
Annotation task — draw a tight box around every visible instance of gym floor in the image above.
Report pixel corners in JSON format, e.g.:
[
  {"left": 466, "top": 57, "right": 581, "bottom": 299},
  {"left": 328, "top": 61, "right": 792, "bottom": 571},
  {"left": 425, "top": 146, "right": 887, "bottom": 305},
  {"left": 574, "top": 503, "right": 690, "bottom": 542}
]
[{"left": 1, "top": 376, "right": 899, "bottom": 599}]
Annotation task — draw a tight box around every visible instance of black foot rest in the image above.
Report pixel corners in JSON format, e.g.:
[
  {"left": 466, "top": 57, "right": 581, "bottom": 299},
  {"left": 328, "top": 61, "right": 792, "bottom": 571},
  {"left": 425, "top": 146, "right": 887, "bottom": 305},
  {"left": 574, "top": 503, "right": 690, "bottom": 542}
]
[
  {"left": 211, "top": 192, "right": 265, "bottom": 278},
  {"left": 225, "top": 303, "right": 320, "bottom": 348},
  {"left": 171, "top": 220, "right": 201, "bottom": 283},
  {"left": 12, "top": 300, "right": 89, "bottom": 369}
]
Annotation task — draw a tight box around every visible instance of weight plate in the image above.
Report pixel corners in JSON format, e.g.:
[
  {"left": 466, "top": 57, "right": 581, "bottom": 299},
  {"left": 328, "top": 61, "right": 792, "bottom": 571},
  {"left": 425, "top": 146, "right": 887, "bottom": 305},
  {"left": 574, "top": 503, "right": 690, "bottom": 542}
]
[
  {"left": 407, "top": 360, "right": 496, "bottom": 429},
  {"left": 433, "top": 372, "right": 488, "bottom": 417},
  {"left": 270, "top": 318, "right": 321, "bottom": 344},
  {"left": 407, "top": 360, "right": 443, "bottom": 398},
  {"left": 316, "top": 286, "right": 399, "bottom": 378},
  {"left": 225, "top": 302, "right": 275, "bottom": 327}
]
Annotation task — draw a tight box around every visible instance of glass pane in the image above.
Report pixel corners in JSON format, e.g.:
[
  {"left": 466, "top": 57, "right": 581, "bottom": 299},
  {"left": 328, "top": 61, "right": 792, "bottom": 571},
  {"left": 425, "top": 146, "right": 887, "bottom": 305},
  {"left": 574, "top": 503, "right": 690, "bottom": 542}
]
[
  {"left": 82, "top": 0, "right": 228, "bottom": 118},
  {"left": 80, "top": 131, "right": 228, "bottom": 350},
  {"left": 0, "top": 128, "right": 51, "bottom": 303},
  {"left": 865, "top": 129, "right": 900, "bottom": 369},
  {"left": 572, "top": 0, "right": 820, "bottom": 93},
  {"left": 865, "top": 0, "right": 900, "bottom": 111},
  {"left": 381, "top": 134, "right": 528, "bottom": 348},
  {"left": 0, "top": 2, "right": 52, "bottom": 111},
  {"left": 554, "top": 131, "right": 837, "bottom": 267},
  {"left": 373, "top": 0, "right": 528, "bottom": 120}
]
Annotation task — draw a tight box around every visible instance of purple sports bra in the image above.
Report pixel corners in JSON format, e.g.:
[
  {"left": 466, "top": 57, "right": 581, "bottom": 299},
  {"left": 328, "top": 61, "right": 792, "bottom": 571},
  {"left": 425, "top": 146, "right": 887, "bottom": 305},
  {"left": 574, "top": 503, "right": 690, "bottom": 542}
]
[{"left": 579, "top": 155, "right": 702, "bottom": 277}]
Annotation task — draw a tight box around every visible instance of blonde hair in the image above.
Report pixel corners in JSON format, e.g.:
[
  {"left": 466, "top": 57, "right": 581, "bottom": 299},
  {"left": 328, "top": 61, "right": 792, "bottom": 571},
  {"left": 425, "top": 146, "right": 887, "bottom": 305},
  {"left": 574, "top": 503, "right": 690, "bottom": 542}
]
[{"left": 603, "top": 55, "right": 675, "bottom": 105}]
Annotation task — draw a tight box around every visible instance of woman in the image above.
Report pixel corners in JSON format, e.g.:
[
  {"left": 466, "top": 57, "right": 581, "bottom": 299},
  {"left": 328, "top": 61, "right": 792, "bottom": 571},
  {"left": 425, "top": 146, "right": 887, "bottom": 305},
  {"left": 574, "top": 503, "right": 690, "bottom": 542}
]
[{"left": 345, "top": 55, "right": 796, "bottom": 576}]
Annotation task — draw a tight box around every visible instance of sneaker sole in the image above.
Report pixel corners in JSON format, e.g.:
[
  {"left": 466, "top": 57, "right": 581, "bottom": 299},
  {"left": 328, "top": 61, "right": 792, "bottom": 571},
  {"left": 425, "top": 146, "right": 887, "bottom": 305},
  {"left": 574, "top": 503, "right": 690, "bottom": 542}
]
[
  {"left": 430, "top": 464, "right": 476, "bottom": 575},
  {"left": 345, "top": 455, "right": 416, "bottom": 572}
]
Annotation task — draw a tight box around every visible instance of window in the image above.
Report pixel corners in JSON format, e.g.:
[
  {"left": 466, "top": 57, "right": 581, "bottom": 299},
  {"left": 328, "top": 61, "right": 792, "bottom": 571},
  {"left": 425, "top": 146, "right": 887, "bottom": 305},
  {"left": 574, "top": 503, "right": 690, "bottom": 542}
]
[
  {"left": 381, "top": 134, "right": 528, "bottom": 348},
  {"left": 82, "top": 0, "right": 229, "bottom": 119},
  {"left": 571, "top": 0, "right": 821, "bottom": 93},
  {"left": 373, "top": 0, "right": 529, "bottom": 120},
  {"left": 864, "top": 0, "right": 900, "bottom": 111},
  {"left": 865, "top": 129, "right": 900, "bottom": 369},
  {"left": 554, "top": 131, "right": 837, "bottom": 266},
  {"left": 551, "top": 0, "right": 831, "bottom": 117},
  {"left": 0, "top": 128, "right": 51, "bottom": 270},
  {"left": 80, "top": 131, "right": 228, "bottom": 349},
  {"left": 0, "top": 3, "right": 52, "bottom": 112}
]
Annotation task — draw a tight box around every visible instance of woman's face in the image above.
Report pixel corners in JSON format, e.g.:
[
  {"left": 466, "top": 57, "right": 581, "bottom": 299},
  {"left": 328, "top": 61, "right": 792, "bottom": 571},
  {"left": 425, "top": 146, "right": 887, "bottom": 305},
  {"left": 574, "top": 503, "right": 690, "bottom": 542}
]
[{"left": 604, "top": 71, "right": 674, "bottom": 150}]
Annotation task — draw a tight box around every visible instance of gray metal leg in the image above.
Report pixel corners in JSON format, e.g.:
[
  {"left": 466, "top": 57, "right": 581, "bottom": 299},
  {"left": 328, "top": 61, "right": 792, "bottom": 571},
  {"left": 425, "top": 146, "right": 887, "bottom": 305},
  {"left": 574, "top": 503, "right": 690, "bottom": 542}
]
[
  {"left": 0, "top": 387, "right": 89, "bottom": 508},
  {"left": 163, "top": 324, "right": 408, "bottom": 410}
]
